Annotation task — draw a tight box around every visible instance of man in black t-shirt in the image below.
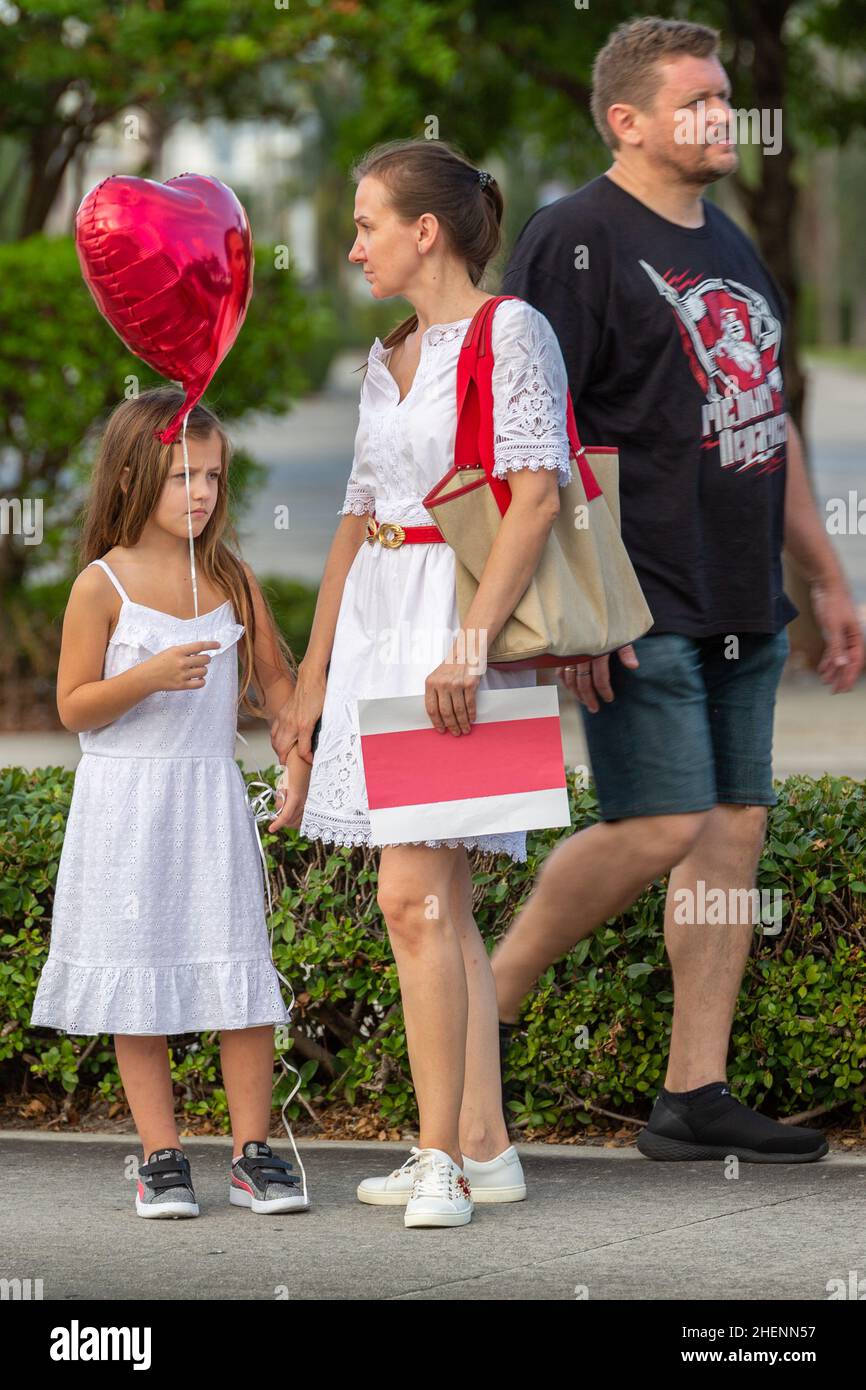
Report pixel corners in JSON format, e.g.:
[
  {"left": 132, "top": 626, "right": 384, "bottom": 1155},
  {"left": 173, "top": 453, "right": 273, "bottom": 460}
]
[{"left": 489, "top": 17, "right": 863, "bottom": 1164}]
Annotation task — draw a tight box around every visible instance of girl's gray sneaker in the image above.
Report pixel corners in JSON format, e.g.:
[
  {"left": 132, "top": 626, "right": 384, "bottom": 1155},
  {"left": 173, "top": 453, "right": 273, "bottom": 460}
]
[
  {"left": 229, "top": 1140, "right": 309, "bottom": 1213},
  {"left": 136, "top": 1148, "right": 200, "bottom": 1218}
]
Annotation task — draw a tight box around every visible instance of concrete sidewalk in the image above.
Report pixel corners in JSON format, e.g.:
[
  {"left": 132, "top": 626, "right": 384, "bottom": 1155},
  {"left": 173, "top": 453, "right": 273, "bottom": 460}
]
[{"left": 3, "top": 1132, "right": 864, "bottom": 1301}]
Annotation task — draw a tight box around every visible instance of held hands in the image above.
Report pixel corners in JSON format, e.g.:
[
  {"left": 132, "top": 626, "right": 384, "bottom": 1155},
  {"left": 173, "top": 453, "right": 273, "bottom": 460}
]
[
  {"left": 267, "top": 745, "right": 312, "bottom": 833},
  {"left": 557, "top": 644, "right": 640, "bottom": 713},
  {"left": 425, "top": 643, "right": 483, "bottom": 735},
  {"left": 270, "top": 662, "right": 327, "bottom": 767},
  {"left": 143, "top": 641, "right": 222, "bottom": 692}
]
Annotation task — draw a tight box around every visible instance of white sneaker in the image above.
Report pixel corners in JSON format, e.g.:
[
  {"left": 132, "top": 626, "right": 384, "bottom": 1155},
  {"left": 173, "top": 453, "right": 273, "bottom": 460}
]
[
  {"left": 463, "top": 1144, "right": 526, "bottom": 1203},
  {"left": 357, "top": 1143, "right": 526, "bottom": 1206},
  {"left": 404, "top": 1148, "right": 473, "bottom": 1228},
  {"left": 357, "top": 1147, "right": 426, "bottom": 1205}
]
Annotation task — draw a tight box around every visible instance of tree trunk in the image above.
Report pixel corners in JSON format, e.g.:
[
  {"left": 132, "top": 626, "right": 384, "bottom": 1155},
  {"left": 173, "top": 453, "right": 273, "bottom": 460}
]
[
  {"left": 20, "top": 124, "right": 83, "bottom": 239},
  {"left": 727, "top": 0, "right": 824, "bottom": 666}
]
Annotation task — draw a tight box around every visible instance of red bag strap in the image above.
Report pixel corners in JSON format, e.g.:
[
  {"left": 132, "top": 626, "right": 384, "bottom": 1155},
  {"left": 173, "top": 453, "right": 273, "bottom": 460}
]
[{"left": 455, "top": 294, "right": 602, "bottom": 513}]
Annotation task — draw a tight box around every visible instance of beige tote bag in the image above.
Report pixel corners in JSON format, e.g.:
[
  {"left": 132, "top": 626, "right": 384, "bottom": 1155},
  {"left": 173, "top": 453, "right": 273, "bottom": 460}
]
[{"left": 422, "top": 296, "right": 653, "bottom": 670}]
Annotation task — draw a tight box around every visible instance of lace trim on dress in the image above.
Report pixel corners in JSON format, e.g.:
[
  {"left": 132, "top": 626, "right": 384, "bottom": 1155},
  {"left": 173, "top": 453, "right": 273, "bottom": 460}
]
[
  {"left": 338, "top": 478, "right": 377, "bottom": 517},
  {"left": 300, "top": 804, "right": 527, "bottom": 864},
  {"left": 491, "top": 453, "right": 573, "bottom": 485},
  {"left": 425, "top": 322, "right": 471, "bottom": 347}
]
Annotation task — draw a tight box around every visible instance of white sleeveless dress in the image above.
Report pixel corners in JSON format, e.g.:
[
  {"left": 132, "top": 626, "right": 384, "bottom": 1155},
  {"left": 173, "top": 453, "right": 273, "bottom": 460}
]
[
  {"left": 29, "top": 558, "right": 291, "bottom": 1036},
  {"left": 299, "top": 298, "right": 573, "bottom": 864}
]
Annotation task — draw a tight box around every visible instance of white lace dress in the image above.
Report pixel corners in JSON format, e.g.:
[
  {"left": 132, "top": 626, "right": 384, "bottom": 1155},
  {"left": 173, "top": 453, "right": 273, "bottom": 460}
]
[
  {"left": 29, "top": 558, "right": 292, "bottom": 1036},
  {"left": 299, "top": 297, "right": 573, "bottom": 864}
]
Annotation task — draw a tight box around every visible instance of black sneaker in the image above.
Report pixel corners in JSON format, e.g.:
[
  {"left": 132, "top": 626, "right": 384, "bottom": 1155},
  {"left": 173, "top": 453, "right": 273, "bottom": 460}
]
[
  {"left": 636, "top": 1083, "right": 829, "bottom": 1163},
  {"left": 136, "top": 1147, "right": 199, "bottom": 1218},
  {"left": 229, "top": 1140, "right": 309, "bottom": 1214}
]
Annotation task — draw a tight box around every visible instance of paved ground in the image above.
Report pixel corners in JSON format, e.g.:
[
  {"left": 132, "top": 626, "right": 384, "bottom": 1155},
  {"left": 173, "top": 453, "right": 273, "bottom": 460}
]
[{"left": 3, "top": 1133, "right": 864, "bottom": 1301}]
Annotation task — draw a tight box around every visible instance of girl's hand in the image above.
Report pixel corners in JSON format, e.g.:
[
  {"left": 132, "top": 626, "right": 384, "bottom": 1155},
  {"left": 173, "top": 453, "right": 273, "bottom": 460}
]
[
  {"left": 267, "top": 746, "right": 312, "bottom": 832},
  {"left": 272, "top": 661, "right": 327, "bottom": 766},
  {"left": 425, "top": 648, "right": 481, "bottom": 736},
  {"left": 143, "top": 641, "right": 223, "bottom": 693}
]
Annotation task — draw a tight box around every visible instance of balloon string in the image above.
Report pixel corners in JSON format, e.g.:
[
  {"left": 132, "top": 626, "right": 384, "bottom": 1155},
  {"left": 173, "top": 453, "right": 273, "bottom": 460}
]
[
  {"left": 181, "top": 406, "right": 304, "bottom": 1196},
  {"left": 237, "top": 731, "right": 308, "bottom": 1204},
  {"left": 180, "top": 409, "right": 199, "bottom": 620}
]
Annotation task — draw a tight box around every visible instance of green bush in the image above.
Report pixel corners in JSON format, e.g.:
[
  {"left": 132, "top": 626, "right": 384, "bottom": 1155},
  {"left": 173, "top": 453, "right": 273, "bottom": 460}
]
[{"left": 2, "top": 767, "right": 864, "bottom": 1134}]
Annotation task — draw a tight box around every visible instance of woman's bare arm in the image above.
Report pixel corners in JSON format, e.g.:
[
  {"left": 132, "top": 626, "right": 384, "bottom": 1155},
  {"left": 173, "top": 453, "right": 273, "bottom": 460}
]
[
  {"left": 269, "top": 512, "right": 369, "bottom": 762},
  {"left": 299, "top": 512, "right": 370, "bottom": 677},
  {"left": 454, "top": 466, "right": 561, "bottom": 656}
]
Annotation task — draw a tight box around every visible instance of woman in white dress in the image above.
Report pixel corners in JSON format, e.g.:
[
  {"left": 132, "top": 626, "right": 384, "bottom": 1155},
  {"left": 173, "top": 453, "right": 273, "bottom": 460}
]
[{"left": 270, "top": 138, "right": 574, "bottom": 1228}]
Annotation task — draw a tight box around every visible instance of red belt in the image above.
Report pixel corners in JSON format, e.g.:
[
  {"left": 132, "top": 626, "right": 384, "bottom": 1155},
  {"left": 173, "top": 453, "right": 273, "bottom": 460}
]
[{"left": 366, "top": 515, "right": 445, "bottom": 547}]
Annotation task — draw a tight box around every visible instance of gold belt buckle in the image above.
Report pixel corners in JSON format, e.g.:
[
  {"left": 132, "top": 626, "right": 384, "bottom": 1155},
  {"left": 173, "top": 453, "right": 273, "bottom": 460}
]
[{"left": 367, "top": 519, "right": 405, "bottom": 548}]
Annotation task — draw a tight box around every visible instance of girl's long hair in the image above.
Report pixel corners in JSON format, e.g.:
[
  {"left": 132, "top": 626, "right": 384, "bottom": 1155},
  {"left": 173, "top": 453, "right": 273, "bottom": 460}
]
[
  {"left": 350, "top": 137, "right": 504, "bottom": 355},
  {"left": 78, "top": 386, "right": 296, "bottom": 717}
]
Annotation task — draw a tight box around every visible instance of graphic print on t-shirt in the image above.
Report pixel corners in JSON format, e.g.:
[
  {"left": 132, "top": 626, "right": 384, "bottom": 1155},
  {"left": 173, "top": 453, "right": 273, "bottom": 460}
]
[{"left": 639, "top": 260, "right": 787, "bottom": 476}]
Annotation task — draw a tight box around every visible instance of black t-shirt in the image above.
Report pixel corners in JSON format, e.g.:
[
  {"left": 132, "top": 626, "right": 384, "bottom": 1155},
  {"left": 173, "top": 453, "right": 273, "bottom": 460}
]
[{"left": 501, "top": 173, "right": 797, "bottom": 637}]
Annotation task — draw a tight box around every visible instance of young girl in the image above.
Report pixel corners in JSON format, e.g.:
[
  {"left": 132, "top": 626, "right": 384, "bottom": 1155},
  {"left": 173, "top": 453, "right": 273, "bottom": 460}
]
[
  {"left": 30, "top": 386, "right": 312, "bottom": 1218},
  {"left": 270, "top": 138, "right": 575, "bottom": 1228}
]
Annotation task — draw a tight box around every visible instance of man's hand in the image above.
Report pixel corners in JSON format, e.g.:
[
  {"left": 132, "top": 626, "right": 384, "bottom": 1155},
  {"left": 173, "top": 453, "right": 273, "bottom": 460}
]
[
  {"left": 557, "top": 644, "right": 640, "bottom": 713},
  {"left": 812, "top": 579, "right": 865, "bottom": 694}
]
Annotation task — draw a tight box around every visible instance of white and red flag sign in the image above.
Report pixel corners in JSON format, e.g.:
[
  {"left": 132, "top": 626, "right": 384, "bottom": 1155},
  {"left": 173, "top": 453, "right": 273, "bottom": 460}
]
[{"left": 356, "top": 685, "right": 571, "bottom": 845}]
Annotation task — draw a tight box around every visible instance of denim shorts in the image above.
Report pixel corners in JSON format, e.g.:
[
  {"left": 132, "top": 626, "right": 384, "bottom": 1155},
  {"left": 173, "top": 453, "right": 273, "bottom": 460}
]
[{"left": 577, "top": 629, "right": 790, "bottom": 820}]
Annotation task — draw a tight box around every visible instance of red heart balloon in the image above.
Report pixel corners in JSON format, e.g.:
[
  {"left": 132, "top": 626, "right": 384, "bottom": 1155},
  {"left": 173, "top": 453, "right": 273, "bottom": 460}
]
[{"left": 75, "top": 173, "right": 254, "bottom": 444}]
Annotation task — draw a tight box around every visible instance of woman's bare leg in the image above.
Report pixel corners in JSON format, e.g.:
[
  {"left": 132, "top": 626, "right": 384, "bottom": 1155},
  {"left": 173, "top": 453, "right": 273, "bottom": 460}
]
[
  {"left": 447, "top": 851, "right": 512, "bottom": 1161},
  {"left": 376, "top": 843, "right": 467, "bottom": 1166}
]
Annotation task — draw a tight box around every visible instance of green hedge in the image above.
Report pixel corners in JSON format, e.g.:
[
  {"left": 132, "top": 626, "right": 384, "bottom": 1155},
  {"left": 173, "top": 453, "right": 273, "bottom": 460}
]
[{"left": 2, "top": 766, "right": 865, "bottom": 1134}]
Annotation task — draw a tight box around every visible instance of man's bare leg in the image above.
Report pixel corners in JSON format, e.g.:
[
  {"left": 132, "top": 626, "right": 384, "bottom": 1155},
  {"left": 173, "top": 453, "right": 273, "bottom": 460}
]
[
  {"left": 663, "top": 804, "right": 768, "bottom": 1091},
  {"left": 491, "top": 812, "right": 707, "bottom": 1023},
  {"left": 641, "top": 802, "right": 826, "bottom": 1160}
]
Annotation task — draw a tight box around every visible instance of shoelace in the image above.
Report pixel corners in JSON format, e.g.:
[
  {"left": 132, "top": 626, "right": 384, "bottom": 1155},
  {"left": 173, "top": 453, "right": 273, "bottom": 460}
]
[
  {"left": 411, "top": 1151, "right": 466, "bottom": 1201},
  {"left": 390, "top": 1146, "right": 424, "bottom": 1179}
]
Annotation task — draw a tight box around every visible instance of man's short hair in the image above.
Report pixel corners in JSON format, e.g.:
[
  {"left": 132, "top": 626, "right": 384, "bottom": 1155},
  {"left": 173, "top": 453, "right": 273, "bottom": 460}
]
[{"left": 591, "top": 16, "right": 721, "bottom": 151}]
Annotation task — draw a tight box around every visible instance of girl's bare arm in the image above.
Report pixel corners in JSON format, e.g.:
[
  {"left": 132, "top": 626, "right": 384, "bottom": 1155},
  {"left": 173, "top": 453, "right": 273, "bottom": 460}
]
[
  {"left": 57, "top": 568, "right": 218, "bottom": 733},
  {"left": 239, "top": 560, "right": 299, "bottom": 722}
]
